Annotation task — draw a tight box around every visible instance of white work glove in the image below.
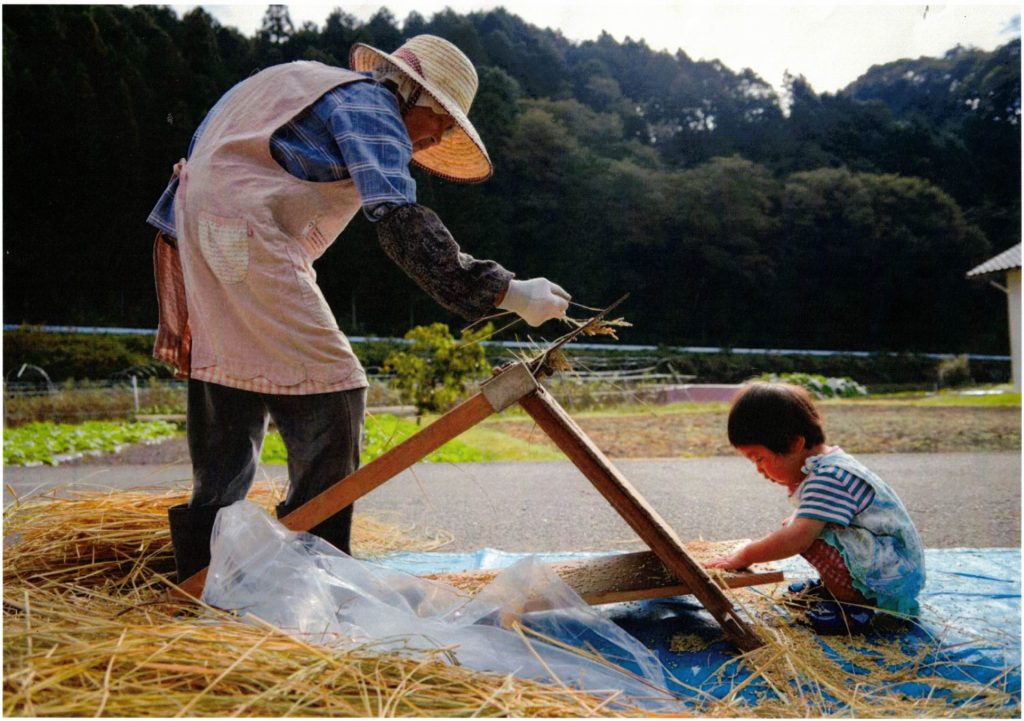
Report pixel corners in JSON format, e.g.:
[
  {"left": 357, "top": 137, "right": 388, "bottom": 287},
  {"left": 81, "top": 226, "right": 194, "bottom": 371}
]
[{"left": 497, "top": 278, "right": 571, "bottom": 327}]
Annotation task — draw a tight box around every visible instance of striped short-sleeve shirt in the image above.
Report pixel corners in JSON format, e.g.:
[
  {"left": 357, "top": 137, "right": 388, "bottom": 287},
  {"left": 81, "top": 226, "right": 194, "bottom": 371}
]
[{"left": 794, "top": 465, "right": 876, "bottom": 526}]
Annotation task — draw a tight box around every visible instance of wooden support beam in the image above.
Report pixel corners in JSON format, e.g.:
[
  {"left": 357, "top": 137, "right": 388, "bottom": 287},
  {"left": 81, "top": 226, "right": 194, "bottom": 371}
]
[
  {"left": 551, "top": 550, "right": 781, "bottom": 605},
  {"left": 518, "top": 387, "right": 764, "bottom": 652},
  {"left": 428, "top": 550, "right": 781, "bottom": 606}
]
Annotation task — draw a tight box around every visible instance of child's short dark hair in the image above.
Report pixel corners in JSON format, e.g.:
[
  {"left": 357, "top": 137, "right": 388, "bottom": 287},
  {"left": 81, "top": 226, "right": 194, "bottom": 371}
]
[{"left": 727, "top": 382, "right": 826, "bottom": 454}]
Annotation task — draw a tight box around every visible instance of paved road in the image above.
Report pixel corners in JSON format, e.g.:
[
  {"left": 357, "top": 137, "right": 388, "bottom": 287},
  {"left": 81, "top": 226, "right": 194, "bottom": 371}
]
[{"left": 5, "top": 452, "right": 1019, "bottom": 551}]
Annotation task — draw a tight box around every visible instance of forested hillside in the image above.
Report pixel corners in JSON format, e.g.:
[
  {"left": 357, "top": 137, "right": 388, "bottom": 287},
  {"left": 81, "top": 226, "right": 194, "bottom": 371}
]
[{"left": 3, "top": 5, "right": 1019, "bottom": 352}]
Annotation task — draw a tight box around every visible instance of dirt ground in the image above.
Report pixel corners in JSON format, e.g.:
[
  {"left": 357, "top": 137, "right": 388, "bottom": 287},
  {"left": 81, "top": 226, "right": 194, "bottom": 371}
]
[{"left": 488, "top": 403, "right": 1022, "bottom": 458}]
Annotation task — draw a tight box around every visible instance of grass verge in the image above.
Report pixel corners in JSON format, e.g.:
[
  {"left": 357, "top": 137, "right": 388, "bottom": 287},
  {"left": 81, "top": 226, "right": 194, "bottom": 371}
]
[
  {"left": 2, "top": 420, "right": 179, "bottom": 466},
  {"left": 258, "top": 413, "right": 562, "bottom": 466}
]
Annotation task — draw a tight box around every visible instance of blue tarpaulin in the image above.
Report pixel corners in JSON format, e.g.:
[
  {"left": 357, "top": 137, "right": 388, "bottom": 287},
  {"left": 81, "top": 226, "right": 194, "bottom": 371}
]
[{"left": 378, "top": 547, "right": 1021, "bottom": 711}]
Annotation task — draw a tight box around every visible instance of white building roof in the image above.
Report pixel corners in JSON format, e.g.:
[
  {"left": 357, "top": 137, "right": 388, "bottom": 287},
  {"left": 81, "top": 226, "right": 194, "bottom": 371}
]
[{"left": 966, "top": 243, "right": 1022, "bottom": 278}]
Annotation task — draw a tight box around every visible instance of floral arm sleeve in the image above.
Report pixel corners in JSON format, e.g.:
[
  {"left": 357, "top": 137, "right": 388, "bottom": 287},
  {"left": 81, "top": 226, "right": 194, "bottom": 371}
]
[{"left": 376, "top": 204, "right": 513, "bottom": 320}]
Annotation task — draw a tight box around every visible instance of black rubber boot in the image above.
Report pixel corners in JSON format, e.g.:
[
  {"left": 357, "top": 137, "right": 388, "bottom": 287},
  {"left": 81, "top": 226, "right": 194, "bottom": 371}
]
[
  {"left": 276, "top": 502, "right": 353, "bottom": 556},
  {"left": 167, "top": 503, "right": 225, "bottom": 583}
]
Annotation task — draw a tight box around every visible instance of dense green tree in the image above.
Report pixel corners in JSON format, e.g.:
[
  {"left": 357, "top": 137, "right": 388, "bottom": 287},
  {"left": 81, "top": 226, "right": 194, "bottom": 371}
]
[
  {"left": 402, "top": 11, "right": 428, "bottom": 38},
  {"left": 322, "top": 8, "right": 361, "bottom": 61},
  {"left": 473, "top": 8, "right": 571, "bottom": 99},
  {"left": 777, "top": 169, "right": 995, "bottom": 350},
  {"left": 845, "top": 40, "right": 1021, "bottom": 247},
  {"left": 258, "top": 4, "right": 294, "bottom": 45},
  {"left": 657, "top": 157, "right": 781, "bottom": 344},
  {"left": 423, "top": 8, "right": 487, "bottom": 64},
  {"left": 1, "top": 4, "right": 1017, "bottom": 356},
  {"left": 363, "top": 8, "right": 403, "bottom": 51}
]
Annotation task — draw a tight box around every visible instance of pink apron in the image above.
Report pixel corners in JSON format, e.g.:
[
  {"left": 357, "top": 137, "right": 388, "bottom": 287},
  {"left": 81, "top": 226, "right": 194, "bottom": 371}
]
[{"left": 172, "top": 62, "right": 370, "bottom": 391}]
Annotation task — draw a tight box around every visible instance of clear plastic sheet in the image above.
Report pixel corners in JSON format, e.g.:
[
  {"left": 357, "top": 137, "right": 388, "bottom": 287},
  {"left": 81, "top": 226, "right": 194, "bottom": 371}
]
[{"left": 203, "top": 501, "right": 679, "bottom": 710}]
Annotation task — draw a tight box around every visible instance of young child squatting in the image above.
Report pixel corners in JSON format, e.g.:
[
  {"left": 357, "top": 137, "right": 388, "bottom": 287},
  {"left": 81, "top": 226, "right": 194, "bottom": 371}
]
[{"left": 705, "top": 382, "right": 925, "bottom": 633}]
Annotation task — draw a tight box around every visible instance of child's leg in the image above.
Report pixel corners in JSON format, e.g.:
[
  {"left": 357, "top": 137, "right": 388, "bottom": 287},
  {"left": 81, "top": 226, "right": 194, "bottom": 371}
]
[{"left": 801, "top": 539, "right": 870, "bottom": 605}]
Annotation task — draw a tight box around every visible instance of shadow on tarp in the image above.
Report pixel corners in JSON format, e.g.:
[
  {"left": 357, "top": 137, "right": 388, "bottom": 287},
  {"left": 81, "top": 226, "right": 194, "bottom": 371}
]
[{"left": 379, "top": 547, "right": 1021, "bottom": 710}]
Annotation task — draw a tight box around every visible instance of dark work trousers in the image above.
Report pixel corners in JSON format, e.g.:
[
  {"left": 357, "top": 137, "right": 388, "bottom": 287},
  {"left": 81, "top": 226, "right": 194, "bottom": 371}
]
[{"left": 186, "top": 378, "right": 366, "bottom": 554}]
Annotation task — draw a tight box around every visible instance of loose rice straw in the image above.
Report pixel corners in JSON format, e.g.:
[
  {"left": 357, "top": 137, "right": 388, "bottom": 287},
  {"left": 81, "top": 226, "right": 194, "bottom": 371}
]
[{"left": 4, "top": 486, "right": 649, "bottom": 717}]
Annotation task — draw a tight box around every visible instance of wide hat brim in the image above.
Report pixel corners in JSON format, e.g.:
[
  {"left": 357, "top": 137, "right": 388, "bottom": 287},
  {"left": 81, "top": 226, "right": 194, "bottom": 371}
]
[{"left": 349, "top": 42, "right": 493, "bottom": 184}]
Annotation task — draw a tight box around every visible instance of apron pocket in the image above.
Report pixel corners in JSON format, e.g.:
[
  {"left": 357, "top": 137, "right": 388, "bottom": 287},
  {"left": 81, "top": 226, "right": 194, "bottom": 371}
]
[{"left": 198, "top": 213, "right": 251, "bottom": 283}]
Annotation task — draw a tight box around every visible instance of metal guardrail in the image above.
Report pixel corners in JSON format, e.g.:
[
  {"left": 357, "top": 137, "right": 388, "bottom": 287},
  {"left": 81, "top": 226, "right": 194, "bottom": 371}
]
[
  {"left": 3, "top": 325, "right": 1012, "bottom": 362},
  {"left": 136, "top": 404, "right": 418, "bottom": 424},
  {"left": 552, "top": 370, "right": 696, "bottom": 384},
  {"left": 3, "top": 376, "right": 415, "bottom": 424}
]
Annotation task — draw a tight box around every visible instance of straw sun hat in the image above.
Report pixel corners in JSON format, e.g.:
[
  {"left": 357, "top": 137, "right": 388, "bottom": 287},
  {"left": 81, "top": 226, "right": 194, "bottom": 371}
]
[{"left": 350, "top": 35, "right": 493, "bottom": 184}]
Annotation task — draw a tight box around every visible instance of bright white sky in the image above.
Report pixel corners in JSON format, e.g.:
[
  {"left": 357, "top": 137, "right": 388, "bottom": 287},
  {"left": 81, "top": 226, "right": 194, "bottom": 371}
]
[{"left": 182, "top": 2, "right": 1020, "bottom": 94}]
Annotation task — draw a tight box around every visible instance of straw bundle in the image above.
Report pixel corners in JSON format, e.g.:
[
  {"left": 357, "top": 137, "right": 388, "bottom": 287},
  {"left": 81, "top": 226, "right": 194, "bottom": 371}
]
[
  {"left": 3, "top": 487, "right": 648, "bottom": 717},
  {"left": 3, "top": 485, "right": 452, "bottom": 594}
]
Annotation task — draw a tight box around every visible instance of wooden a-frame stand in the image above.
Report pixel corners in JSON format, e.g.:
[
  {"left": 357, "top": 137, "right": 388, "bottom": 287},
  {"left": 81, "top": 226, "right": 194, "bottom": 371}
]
[{"left": 177, "top": 361, "right": 766, "bottom": 652}]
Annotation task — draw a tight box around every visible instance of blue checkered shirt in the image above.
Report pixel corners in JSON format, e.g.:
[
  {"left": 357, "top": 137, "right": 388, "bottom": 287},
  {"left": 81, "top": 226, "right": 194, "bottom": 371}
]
[{"left": 147, "top": 75, "right": 416, "bottom": 235}]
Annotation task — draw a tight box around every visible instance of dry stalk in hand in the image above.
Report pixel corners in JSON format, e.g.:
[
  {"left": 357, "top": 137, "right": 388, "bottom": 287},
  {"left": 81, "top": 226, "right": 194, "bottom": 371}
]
[
  {"left": 562, "top": 314, "right": 632, "bottom": 341},
  {"left": 522, "top": 295, "right": 631, "bottom": 378}
]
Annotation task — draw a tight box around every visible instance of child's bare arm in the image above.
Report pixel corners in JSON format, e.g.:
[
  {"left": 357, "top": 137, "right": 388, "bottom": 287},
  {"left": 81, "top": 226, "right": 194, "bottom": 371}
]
[{"left": 705, "top": 517, "right": 825, "bottom": 570}]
